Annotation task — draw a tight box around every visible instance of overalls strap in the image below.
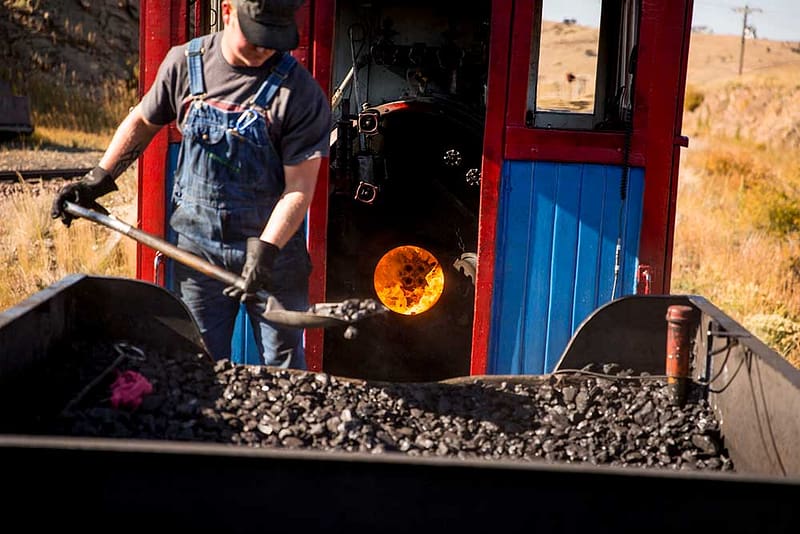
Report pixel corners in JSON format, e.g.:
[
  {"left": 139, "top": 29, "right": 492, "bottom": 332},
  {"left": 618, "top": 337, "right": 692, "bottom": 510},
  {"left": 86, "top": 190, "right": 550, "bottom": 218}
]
[
  {"left": 252, "top": 53, "right": 298, "bottom": 108},
  {"left": 186, "top": 37, "right": 206, "bottom": 97}
]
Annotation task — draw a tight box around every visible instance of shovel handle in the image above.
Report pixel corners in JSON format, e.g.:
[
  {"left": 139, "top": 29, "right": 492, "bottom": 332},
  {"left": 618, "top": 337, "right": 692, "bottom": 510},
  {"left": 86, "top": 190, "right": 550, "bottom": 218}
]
[
  {"left": 63, "top": 201, "right": 249, "bottom": 293},
  {"left": 61, "top": 202, "right": 388, "bottom": 330}
]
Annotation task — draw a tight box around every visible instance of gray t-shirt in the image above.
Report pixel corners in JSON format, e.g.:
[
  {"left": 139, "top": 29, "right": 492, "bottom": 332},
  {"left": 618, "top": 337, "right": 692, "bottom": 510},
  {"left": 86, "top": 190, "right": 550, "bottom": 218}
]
[{"left": 139, "top": 32, "right": 330, "bottom": 165}]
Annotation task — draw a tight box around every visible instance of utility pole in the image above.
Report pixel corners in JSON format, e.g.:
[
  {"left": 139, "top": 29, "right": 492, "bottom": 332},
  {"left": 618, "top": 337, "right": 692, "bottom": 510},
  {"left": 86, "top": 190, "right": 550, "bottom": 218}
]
[{"left": 734, "top": 5, "right": 763, "bottom": 75}]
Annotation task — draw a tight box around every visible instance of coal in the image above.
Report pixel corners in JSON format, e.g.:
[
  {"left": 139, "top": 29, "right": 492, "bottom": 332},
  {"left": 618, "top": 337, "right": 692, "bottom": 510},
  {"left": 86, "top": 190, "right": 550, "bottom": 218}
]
[
  {"left": 14, "top": 339, "right": 734, "bottom": 472},
  {"left": 311, "top": 298, "right": 386, "bottom": 322}
]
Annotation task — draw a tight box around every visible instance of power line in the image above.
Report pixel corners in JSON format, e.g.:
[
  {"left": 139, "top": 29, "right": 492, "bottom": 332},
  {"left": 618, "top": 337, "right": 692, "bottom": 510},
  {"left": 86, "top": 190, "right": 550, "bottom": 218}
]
[{"left": 734, "top": 5, "right": 763, "bottom": 75}]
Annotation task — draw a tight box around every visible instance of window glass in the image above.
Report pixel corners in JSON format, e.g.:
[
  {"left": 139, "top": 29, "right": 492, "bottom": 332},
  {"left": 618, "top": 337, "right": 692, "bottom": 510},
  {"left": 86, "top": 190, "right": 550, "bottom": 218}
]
[
  {"left": 528, "top": 0, "right": 639, "bottom": 130},
  {"left": 536, "top": 0, "right": 602, "bottom": 114}
]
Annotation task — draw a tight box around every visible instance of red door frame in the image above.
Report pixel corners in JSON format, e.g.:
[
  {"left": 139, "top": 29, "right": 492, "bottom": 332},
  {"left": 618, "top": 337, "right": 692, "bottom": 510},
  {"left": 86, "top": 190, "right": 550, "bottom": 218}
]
[
  {"left": 470, "top": 0, "right": 514, "bottom": 375},
  {"left": 137, "top": 0, "right": 185, "bottom": 282},
  {"left": 305, "top": 0, "right": 335, "bottom": 372}
]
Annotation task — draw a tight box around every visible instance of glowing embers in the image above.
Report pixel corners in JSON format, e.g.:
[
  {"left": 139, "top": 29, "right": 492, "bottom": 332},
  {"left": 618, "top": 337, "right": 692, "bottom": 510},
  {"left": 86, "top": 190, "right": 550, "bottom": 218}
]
[{"left": 373, "top": 246, "right": 444, "bottom": 315}]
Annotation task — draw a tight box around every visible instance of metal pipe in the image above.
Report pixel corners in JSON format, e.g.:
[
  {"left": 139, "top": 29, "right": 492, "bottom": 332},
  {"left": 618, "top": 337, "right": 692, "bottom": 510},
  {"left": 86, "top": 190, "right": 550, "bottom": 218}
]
[
  {"left": 331, "top": 66, "right": 354, "bottom": 110},
  {"left": 666, "top": 304, "right": 694, "bottom": 406}
]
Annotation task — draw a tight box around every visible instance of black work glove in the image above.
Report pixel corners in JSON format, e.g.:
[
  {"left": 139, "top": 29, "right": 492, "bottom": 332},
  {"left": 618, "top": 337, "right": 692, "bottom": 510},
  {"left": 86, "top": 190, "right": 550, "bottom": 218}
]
[
  {"left": 223, "top": 238, "right": 280, "bottom": 301},
  {"left": 51, "top": 166, "right": 118, "bottom": 227}
]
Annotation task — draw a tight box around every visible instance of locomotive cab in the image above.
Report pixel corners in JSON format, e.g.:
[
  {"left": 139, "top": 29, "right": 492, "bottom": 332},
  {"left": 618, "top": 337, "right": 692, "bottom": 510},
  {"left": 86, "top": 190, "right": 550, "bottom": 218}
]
[{"left": 137, "top": 0, "right": 694, "bottom": 382}]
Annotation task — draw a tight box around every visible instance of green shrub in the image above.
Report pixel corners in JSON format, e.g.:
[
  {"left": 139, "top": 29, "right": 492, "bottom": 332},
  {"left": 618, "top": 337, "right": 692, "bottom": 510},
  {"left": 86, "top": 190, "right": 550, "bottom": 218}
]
[
  {"left": 684, "top": 85, "right": 705, "bottom": 112},
  {"left": 767, "top": 199, "right": 800, "bottom": 236},
  {"left": 745, "top": 313, "right": 800, "bottom": 362}
]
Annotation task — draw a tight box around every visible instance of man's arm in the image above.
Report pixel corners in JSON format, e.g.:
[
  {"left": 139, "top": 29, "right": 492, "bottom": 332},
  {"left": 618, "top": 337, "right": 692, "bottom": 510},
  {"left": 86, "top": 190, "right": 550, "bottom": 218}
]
[
  {"left": 99, "top": 104, "right": 163, "bottom": 179},
  {"left": 225, "top": 158, "right": 320, "bottom": 299},
  {"left": 259, "top": 157, "right": 321, "bottom": 247},
  {"left": 51, "top": 104, "right": 165, "bottom": 226}
]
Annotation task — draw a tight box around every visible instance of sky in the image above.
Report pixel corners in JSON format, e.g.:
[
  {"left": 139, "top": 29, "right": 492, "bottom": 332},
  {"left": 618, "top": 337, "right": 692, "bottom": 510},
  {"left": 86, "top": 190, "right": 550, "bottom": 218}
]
[{"left": 542, "top": 0, "right": 800, "bottom": 42}]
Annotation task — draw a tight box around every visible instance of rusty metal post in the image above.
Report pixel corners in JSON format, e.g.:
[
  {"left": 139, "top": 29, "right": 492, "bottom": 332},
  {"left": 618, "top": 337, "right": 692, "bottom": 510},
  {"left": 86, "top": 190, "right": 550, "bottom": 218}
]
[{"left": 666, "top": 305, "right": 694, "bottom": 406}]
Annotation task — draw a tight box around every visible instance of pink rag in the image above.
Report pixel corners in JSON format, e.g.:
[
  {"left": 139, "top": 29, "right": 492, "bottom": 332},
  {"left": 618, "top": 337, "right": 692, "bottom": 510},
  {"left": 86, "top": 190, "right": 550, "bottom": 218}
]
[{"left": 110, "top": 370, "right": 153, "bottom": 410}]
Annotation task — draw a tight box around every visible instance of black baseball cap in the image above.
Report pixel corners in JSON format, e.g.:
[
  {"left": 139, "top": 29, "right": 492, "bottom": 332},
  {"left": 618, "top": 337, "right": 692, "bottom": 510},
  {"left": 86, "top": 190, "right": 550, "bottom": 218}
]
[{"left": 235, "top": 0, "right": 304, "bottom": 51}]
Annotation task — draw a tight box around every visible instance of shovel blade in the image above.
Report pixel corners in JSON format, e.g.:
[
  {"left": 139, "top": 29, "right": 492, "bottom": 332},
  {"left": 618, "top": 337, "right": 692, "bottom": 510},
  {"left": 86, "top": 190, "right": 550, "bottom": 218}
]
[{"left": 261, "top": 297, "right": 388, "bottom": 329}]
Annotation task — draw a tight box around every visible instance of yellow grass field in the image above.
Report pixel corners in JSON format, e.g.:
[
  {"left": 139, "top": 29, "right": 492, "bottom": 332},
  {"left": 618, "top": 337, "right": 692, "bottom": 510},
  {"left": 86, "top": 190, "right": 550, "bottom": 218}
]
[{"left": 676, "top": 32, "right": 800, "bottom": 368}]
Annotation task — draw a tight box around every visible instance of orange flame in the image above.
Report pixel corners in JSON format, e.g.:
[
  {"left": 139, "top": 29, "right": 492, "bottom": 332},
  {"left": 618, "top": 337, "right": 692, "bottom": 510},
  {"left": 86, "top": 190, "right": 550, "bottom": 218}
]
[{"left": 373, "top": 245, "right": 444, "bottom": 315}]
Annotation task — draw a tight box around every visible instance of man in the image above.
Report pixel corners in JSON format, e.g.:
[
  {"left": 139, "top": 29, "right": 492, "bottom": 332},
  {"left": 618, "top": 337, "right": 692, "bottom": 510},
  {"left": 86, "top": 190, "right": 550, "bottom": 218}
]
[{"left": 51, "top": 0, "right": 331, "bottom": 369}]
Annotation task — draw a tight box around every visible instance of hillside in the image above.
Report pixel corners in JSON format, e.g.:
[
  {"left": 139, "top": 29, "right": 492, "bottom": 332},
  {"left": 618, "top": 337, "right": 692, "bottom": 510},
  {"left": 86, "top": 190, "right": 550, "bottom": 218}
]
[
  {"left": 686, "top": 31, "right": 800, "bottom": 87},
  {"left": 683, "top": 32, "right": 800, "bottom": 147},
  {"left": 0, "top": 0, "right": 139, "bottom": 89},
  {"left": 531, "top": 20, "right": 800, "bottom": 147}
]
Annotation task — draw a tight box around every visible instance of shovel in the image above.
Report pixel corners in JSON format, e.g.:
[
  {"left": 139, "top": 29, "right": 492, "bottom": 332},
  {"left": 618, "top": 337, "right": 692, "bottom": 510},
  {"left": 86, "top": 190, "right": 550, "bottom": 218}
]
[{"left": 62, "top": 201, "right": 387, "bottom": 329}]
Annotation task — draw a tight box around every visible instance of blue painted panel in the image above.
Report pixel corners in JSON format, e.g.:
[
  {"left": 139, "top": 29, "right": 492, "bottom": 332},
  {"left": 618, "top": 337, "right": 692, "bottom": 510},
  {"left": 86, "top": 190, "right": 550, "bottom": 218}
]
[
  {"left": 524, "top": 163, "right": 557, "bottom": 374},
  {"left": 164, "top": 145, "right": 179, "bottom": 290},
  {"left": 490, "top": 161, "right": 645, "bottom": 375},
  {"left": 489, "top": 162, "right": 532, "bottom": 375},
  {"left": 233, "top": 303, "right": 262, "bottom": 364},
  {"left": 544, "top": 164, "right": 582, "bottom": 372},
  {"left": 622, "top": 170, "right": 645, "bottom": 295},
  {"left": 165, "top": 143, "right": 259, "bottom": 364},
  {"left": 572, "top": 167, "right": 606, "bottom": 330}
]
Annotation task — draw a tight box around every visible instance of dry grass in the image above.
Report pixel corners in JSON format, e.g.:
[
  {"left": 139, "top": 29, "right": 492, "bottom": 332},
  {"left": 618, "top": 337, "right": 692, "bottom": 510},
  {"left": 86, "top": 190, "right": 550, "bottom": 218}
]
[
  {"left": 24, "top": 127, "right": 116, "bottom": 151},
  {"left": 675, "top": 141, "right": 800, "bottom": 300},
  {"left": 0, "top": 70, "right": 138, "bottom": 313},
  {"left": 0, "top": 168, "right": 137, "bottom": 312},
  {"left": 2, "top": 66, "right": 136, "bottom": 134},
  {"left": 673, "top": 31, "right": 800, "bottom": 369},
  {"left": 675, "top": 101, "right": 800, "bottom": 368}
]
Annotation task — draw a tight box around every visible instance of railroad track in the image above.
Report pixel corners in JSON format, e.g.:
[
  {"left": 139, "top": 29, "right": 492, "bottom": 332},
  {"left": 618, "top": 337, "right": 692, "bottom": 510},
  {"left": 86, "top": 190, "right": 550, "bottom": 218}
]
[{"left": 0, "top": 167, "right": 90, "bottom": 183}]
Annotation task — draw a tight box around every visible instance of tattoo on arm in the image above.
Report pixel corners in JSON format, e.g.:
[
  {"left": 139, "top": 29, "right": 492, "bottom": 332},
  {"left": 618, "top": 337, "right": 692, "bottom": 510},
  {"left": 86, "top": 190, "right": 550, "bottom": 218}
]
[{"left": 110, "top": 144, "right": 144, "bottom": 179}]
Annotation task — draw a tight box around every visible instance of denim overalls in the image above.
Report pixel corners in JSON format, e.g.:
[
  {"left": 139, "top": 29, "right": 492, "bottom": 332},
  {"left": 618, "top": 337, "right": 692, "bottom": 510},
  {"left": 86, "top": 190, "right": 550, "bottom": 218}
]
[{"left": 170, "top": 37, "right": 311, "bottom": 368}]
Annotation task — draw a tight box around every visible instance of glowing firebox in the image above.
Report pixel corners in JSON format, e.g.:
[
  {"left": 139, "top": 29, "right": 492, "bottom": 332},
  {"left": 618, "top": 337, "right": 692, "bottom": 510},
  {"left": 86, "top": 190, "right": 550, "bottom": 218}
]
[{"left": 373, "top": 245, "right": 444, "bottom": 315}]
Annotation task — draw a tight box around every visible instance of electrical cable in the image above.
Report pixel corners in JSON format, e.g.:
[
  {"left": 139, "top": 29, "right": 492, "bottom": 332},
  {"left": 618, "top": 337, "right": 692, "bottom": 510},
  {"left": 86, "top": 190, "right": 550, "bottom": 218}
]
[
  {"left": 701, "top": 337, "right": 788, "bottom": 475},
  {"left": 696, "top": 340, "right": 734, "bottom": 387},
  {"left": 706, "top": 352, "right": 745, "bottom": 394},
  {"left": 348, "top": 23, "right": 368, "bottom": 152},
  {"left": 753, "top": 351, "right": 788, "bottom": 475},
  {"left": 348, "top": 24, "right": 367, "bottom": 112},
  {"left": 611, "top": 45, "right": 637, "bottom": 300}
]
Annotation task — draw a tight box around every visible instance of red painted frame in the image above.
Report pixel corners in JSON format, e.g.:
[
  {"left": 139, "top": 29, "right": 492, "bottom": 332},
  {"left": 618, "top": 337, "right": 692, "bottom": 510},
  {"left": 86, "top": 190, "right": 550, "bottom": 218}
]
[
  {"left": 470, "top": 0, "right": 513, "bottom": 375},
  {"left": 305, "top": 0, "right": 335, "bottom": 372},
  {"left": 137, "top": 0, "right": 187, "bottom": 282},
  {"left": 639, "top": 0, "right": 694, "bottom": 292},
  {"left": 301, "top": 0, "right": 514, "bottom": 375}
]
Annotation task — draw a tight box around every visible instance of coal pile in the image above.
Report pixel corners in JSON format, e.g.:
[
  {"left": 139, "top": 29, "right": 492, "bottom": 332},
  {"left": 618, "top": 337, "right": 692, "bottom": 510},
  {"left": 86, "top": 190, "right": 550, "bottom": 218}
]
[{"left": 25, "top": 340, "right": 733, "bottom": 472}]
